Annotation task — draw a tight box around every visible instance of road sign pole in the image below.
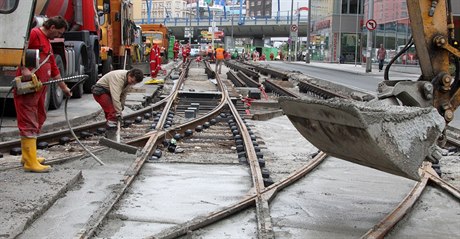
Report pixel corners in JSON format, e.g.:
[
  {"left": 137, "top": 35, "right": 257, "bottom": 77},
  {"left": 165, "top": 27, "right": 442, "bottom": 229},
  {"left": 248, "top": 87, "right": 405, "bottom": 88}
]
[
  {"left": 366, "top": 0, "right": 374, "bottom": 72},
  {"left": 305, "top": 0, "right": 312, "bottom": 63},
  {"left": 289, "top": 0, "right": 294, "bottom": 61}
]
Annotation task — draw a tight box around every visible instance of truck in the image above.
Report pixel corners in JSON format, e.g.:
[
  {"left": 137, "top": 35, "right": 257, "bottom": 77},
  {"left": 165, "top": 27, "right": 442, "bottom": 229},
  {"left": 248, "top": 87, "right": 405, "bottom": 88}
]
[
  {"left": 0, "top": 0, "right": 137, "bottom": 112},
  {"left": 98, "top": 0, "right": 137, "bottom": 74},
  {"left": 139, "top": 24, "right": 171, "bottom": 63}
]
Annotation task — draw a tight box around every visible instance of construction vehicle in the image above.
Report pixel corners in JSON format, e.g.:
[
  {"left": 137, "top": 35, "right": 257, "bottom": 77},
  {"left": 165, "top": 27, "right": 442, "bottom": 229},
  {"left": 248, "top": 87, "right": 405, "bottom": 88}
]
[
  {"left": 0, "top": 0, "right": 137, "bottom": 112},
  {"left": 139, "top": 24, "right": 171, "bottom": 63},
  {"left": 280, "top": 0, "right": 460, "bottom": 181},
  {"left": 0, "top": 0, "right": 99, "bottom": 109},
  {"left": 97, "top": 0, "right": 137, "bottom": 74}
]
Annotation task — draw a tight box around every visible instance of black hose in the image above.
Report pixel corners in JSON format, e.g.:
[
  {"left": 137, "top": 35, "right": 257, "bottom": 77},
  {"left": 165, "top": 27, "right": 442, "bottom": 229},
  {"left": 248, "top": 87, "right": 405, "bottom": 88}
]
[
  {"left": 384, "top": 36, "right": 414, "bottom": 81},
  {"left": 64, "top": 75, "right": 105, "bottom": 165}
]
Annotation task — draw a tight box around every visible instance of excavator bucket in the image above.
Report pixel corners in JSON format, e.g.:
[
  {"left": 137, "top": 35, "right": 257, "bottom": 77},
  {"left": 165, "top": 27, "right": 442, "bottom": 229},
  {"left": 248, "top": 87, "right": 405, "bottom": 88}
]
[{"left": 279, "top": 97, "right": 445, "bottom": 180}]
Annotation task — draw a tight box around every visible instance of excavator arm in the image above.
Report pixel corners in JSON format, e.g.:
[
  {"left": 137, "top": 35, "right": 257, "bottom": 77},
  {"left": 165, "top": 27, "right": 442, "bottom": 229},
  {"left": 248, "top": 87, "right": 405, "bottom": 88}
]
[
  {"left": 279, "top": 0, "right": 458, "bottom": 180},
  {"left": 407, "top": 0, "right": 460, "bottom": 124}
]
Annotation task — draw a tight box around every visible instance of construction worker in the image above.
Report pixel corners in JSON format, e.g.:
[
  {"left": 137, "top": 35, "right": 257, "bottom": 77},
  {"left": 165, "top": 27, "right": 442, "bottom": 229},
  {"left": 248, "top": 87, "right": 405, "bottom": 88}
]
[
  {"left": 92, "top": 69, "right": 144, "bottom": 139},
  {"left": 149, "top": 43, "right": 161, "bottom": 78},
  {"left": 207, "top": 44, "right": 214, "bottom": 62},
  {"left": 173, "top": 40, "right": 180, "bottom": 61},
  {"left": 144, "top": 39, "right": 152, "bottom": 61},
  {"left": 214, "top": 45, "right": 225, "bottom": 74},
  {"left": 14, "top": 16, "right": 72, "bottom": 173},
  {"left": 182, "top": 43, "right": 191, "bottom": 64}
]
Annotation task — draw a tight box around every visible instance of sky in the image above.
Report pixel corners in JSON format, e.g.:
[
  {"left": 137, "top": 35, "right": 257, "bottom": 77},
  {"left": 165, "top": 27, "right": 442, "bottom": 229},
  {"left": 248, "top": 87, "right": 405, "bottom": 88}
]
[{"left": 272, "top": 0, "right": 309, "bottom": 16}]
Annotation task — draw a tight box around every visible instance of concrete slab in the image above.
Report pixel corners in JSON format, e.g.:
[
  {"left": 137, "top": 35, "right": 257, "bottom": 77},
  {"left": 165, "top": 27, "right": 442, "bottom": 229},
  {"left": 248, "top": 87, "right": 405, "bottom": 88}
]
[
  {"left": 270, "top": 157, "right": 415, "bottom": 238},
  {"left": 97, "top": 163, "right": 252, "bottom": 238},
  {"left": 0, "top": 169, "right": 82, "bottom": 238},
  {"left": 17, "top": 150, "right": 137, "bottom": 239},
  {"left": 388, "top": 186, "right": 460, "bottom": 238}
]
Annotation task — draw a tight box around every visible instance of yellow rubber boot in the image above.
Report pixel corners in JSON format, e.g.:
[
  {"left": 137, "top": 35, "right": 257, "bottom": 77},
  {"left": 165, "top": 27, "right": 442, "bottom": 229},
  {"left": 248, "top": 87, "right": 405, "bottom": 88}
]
[
  {"left": 21, "top": 157, "right": 45, "bottom": 165},
  {"left": 21, "top": 137, "right": 51, "bottom": 173}
]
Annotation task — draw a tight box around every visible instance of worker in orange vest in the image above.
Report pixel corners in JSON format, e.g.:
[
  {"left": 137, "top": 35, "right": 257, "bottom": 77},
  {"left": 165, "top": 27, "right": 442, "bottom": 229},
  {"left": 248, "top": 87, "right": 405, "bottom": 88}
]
[{"left": 214, "top": 45, "right": 225, "bottom": 74}]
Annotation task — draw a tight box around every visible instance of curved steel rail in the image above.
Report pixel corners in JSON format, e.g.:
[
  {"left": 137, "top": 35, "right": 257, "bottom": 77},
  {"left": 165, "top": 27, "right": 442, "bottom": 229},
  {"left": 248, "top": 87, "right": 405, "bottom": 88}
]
[{"left": 76, "top": 59, "right": 231, "bottom": 239}]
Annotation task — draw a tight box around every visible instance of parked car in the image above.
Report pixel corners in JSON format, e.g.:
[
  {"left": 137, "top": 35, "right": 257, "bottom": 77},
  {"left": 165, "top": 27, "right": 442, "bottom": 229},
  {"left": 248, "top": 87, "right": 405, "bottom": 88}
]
[{"left": 190, "top": 44, "right": 205, "bottom": 57}]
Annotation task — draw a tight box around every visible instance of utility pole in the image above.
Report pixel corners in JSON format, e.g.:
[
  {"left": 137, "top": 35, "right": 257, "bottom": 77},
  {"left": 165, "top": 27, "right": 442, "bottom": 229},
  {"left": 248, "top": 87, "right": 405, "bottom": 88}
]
[
  {"left": 294, "top": 2, "right": 299, "bottom": 61},
  {"left": 305, "top": 0, "right": 311, "bottom": 63},
  {"left": 188, "top": 8, "right": 192, "bottom": 44},
  {"left": 211, "top": 11, "right": 215, "bottom": 47},
  {"left": 288, "top": 0, "right": 294, "bottom": 61},
  {"left": 366, "top": 0, "right": 374, "bottom": 72},
  {"left": 354, "top": 0, "right": 360, "bottom": 66},
  {"left": 231, "top": 16, "right": 234, "bottom": 49}
]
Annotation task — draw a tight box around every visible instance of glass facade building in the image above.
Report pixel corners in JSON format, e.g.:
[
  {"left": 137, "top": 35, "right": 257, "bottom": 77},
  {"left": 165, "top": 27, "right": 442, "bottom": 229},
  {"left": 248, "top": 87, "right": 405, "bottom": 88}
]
[{"left": 310, "top": 0, "right": 460, "bottom": 64}]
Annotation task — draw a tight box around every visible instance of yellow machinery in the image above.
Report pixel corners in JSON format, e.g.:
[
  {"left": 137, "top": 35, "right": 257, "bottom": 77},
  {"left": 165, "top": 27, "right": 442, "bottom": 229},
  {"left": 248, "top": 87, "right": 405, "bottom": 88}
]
[
  {"left": 139, "top": 24, "right": 171, "bottom": 63},
  {"left": 97, "top": 0, "right": 137, "bottom": 74},
  {"left": 280, "top": 0, "right": 460, "bottom": 180}
]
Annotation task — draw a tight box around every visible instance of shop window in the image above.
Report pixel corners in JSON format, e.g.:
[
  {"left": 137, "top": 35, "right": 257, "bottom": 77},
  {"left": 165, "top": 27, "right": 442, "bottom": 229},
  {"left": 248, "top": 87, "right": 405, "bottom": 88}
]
[
  {"left": 349, "top": 0, "right": 358, "bottom": 14},
  {"left": 341, "top": 0, "right": 348, "bottom": 14}
]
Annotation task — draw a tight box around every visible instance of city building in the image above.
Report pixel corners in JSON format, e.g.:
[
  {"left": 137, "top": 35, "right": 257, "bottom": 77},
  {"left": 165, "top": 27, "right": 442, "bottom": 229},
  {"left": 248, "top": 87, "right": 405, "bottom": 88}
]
[
  {"left": 133, "top": 0, "right": 188, "bottom": 22},
  {"left": 309, "top": 0, "right": 363, "bottom": 63},
  {"left": 310, "top": 0, "right": 460, "bottom": 63}
]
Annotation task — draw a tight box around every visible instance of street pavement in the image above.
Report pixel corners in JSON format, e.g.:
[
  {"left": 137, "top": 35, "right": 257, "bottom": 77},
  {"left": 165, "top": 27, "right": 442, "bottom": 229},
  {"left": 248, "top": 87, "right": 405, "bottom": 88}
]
[{"left": 292, "top": 60, "right": 421, "bottom": 75}]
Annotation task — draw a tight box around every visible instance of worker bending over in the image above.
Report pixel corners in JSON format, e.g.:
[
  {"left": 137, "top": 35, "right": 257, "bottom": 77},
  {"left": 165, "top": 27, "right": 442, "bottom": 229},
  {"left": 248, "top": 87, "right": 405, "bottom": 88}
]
[
  {"left": 15, "top": 16, "right": 72, "bottom": 173},
  {"left": 92, "top": 69, "right": 144, "bottom": 138}
]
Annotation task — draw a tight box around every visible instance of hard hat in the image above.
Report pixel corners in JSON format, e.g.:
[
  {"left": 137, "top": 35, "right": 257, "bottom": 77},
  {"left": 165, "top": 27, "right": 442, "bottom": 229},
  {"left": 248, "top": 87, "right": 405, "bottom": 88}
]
[{"left": 146, "top": 39, "right": 151, "bottom": 44}]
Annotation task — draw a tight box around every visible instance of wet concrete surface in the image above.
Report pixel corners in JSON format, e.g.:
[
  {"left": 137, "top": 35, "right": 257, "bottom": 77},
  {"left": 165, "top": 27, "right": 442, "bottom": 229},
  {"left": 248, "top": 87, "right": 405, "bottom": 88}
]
[
  {"left": 17, "top": 150, "right": 137, "bottom": 239},
  {"left": 0, "top": 168, "right": 82, "bottom": 238},
  {"left": 270, "top": 158, "right": 415, "bottom": 238},
  {"left": 97, "top": 163, "right": 253, "bottom": 238},
  {"left": 1, "top": 62, "right": 459, "bottom": 238},
  {"left": 388, "top": 186, "right": 460, "bottom": 238}
]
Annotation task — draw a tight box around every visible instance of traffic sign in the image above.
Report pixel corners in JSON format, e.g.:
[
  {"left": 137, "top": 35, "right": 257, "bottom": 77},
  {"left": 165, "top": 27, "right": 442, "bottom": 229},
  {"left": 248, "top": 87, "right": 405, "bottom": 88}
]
[
  {"left": 291, "top": 24, "right": 298, "bottom": 33},
  {"left": 366, "top": 19, "right": 377, "bottom": 31}
]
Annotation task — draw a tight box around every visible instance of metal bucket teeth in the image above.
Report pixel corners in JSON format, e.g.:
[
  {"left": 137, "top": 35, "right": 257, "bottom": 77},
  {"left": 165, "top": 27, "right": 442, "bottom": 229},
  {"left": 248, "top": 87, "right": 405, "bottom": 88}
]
[{"left": 279, "top": 97, "right": 445, "bottom": 180}]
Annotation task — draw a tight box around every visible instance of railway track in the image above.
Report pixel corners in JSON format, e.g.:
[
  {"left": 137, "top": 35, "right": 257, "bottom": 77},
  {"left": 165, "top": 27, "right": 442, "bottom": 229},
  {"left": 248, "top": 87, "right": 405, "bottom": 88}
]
[{"left": 1, "top": 60, "right": 459, "bottom": 238}]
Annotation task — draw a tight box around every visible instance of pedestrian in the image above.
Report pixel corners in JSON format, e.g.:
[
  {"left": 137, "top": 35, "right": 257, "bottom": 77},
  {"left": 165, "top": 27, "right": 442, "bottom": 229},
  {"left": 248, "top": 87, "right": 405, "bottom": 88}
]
[
  {"left": 173, "top": 40, "right": 180, "bottom": 61},
  {"left": 14, "top": 16, "right": 72, "bottom": 173},
  {"left": 92, "top": 69, "right": 144, "bottom": 139},
  {"left": 377, "top": 44, "right": 386, "bottom": 72},
  {"left": 269, "top": 52, "right": 274, "bottom": 61},
  {"left": 214, "top": 44, "right": 225, "bottom": 74}
]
